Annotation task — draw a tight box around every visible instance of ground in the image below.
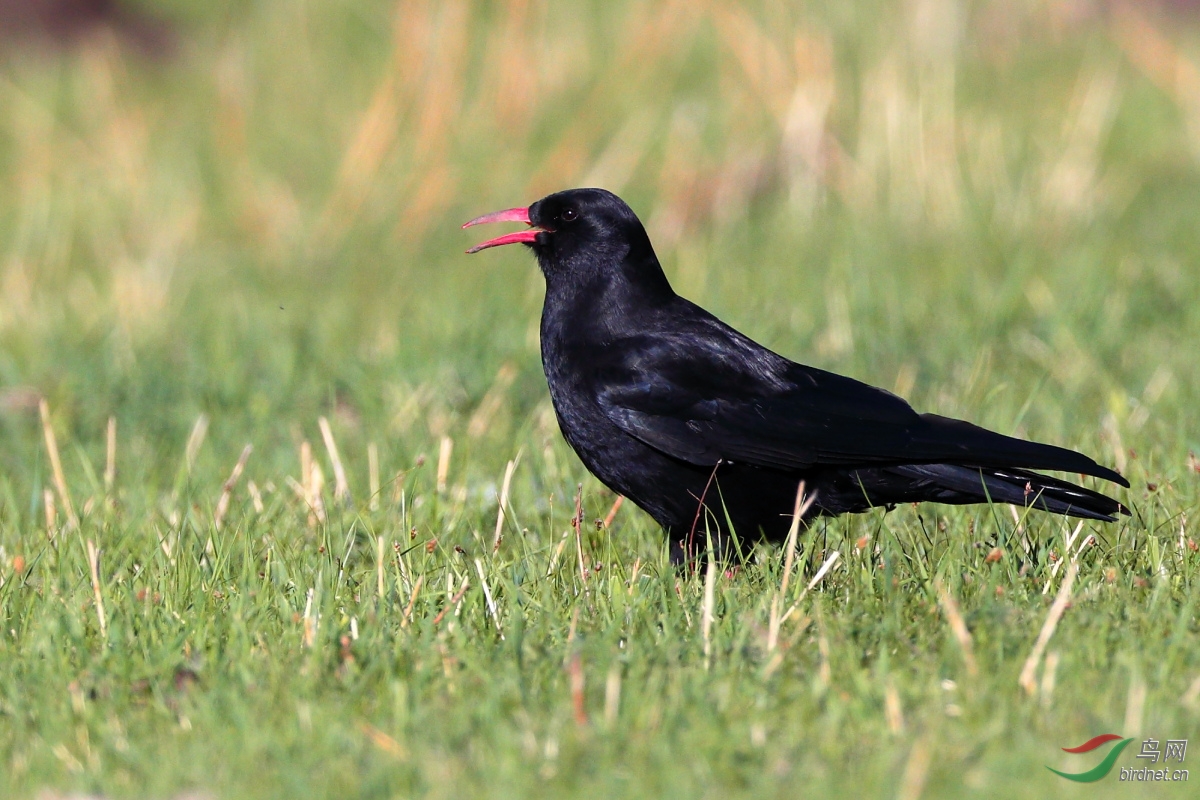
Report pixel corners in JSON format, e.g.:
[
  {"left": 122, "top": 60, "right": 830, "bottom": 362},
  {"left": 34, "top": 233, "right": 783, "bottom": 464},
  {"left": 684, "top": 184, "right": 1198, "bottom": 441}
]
[{"left": 0, "top": 1, "right": 1198, "bottom": 798}]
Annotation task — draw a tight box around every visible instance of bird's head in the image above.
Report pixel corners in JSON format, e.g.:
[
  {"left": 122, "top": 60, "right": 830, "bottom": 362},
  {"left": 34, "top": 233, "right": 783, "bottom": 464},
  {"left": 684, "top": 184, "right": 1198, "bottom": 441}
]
[{"left": 464, "top": 188, "right": 669, "bottom": 296}]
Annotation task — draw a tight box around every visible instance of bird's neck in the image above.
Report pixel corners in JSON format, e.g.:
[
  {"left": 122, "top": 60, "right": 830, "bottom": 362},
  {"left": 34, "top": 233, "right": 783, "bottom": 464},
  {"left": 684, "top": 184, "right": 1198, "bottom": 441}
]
[{"left": 543, "top": 251, "right": 675, "bottom": 341}]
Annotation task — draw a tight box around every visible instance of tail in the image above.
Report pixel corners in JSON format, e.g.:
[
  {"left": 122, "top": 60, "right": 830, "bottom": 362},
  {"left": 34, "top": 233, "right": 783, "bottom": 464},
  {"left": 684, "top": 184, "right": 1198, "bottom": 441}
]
[{"left": 888, "top": 463, "right": 1128, "bottom": 521}]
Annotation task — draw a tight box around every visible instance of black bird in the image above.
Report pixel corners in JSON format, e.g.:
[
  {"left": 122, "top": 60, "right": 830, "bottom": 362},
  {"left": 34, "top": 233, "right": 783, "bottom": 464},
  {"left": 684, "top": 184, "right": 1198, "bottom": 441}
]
[{"left": 464, "top": 188, "right": 1129, "bottom": 562}]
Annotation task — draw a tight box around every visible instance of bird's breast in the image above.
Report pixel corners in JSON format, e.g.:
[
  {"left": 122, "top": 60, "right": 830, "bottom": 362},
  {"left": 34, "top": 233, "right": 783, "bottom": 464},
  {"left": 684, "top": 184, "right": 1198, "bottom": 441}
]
[{"left": 540, "top": 336, "right": 640, "bottom": 474}]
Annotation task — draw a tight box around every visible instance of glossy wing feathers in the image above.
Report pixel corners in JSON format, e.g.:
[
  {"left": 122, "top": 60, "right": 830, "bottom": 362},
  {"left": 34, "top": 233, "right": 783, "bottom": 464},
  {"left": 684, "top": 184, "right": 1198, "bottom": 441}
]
[{"left": 595, "top": 329, "right": 1128, "bottom": 487}]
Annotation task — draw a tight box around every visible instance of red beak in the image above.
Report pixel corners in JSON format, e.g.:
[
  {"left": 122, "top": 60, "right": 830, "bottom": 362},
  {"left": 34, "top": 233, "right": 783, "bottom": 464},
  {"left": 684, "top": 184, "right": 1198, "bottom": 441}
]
[{"left": 462, "top": 206, "right": 541, "bottom": 253}]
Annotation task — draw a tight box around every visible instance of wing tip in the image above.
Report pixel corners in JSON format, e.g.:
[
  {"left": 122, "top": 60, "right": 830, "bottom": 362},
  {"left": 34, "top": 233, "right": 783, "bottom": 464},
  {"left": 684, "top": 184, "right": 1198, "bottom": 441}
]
[{"left": 1086, "top": 464, "right": 1131, "bottom": 489}]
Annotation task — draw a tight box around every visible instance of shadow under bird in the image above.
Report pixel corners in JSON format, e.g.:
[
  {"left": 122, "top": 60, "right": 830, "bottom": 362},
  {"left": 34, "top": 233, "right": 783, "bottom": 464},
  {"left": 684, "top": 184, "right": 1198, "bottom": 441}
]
[{"left": 464, "top": 188, "right": 1129, "bottom": 563}]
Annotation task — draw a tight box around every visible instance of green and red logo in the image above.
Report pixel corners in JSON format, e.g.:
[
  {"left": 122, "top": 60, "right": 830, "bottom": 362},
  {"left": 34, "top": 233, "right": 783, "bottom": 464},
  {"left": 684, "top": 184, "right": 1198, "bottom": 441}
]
[{"left": 1047, "top": 734, "right": 1135, "bottom": 782}]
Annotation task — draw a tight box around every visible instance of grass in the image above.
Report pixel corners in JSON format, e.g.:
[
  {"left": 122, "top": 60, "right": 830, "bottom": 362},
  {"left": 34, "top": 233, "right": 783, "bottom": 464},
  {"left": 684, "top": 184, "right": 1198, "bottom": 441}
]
[{"left": 1, "top": 1, "right": 1199, "bottom": 797}]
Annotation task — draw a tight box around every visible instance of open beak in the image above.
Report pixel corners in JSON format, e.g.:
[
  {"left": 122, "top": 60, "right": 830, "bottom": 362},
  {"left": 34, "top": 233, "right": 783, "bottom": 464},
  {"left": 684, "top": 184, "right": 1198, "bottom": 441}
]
[{"left": 462, "top": 206, "right": 542, "bottom": 254}]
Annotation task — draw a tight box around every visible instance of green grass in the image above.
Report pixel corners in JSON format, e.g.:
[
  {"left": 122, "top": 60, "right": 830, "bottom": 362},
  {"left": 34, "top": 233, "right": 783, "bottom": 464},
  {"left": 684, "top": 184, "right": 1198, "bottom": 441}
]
[{"left": 1, "top": 1, "right": 1199, "bottom": 797}]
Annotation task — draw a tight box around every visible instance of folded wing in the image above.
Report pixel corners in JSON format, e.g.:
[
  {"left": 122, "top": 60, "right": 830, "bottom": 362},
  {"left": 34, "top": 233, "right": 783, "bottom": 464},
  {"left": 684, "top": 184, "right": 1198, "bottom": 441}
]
[{"left": 594, "top": 330, "right": 1128, "bottom": 487}]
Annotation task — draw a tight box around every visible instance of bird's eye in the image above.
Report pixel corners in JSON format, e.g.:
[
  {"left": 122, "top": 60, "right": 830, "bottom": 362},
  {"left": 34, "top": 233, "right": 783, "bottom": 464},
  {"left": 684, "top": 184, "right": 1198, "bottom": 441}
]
[{"left": 560, "top": 208, "right": 578, "bottom": 222}]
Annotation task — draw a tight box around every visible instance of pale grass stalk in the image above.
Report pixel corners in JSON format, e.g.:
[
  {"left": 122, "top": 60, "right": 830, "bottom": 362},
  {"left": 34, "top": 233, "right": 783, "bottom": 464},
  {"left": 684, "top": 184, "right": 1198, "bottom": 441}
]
[
  {"left": 1041, "top": 66, "right": 1119, "bottom": 219},
  {"left": 1019, "top": 561, "right": 1078, "bottom": 695},
  {"left": 368, "top": 442, "right": 380, "bottom": 511},
  {"left": 185, "top": 414, "right": 209, "bottom": 473},
  {"left": 893, "top": 363, "right": 917, "bottom": 398},
  {"left": 1111, "top": 1, "right": 1200, "bottom": 112},
  {"left": 712, "top": 6, "right": 792, "bottom": 121},
  {"left": 896, "top": 736, "right": 933, "bottom": 800},
  {"left": 401, "top": 575, "right": 424, "bottom": 629},
  {"left": 1044, "top": 520, "right": 1084, "bottom": 593},
  {"left": 768, "top": 482, "right": 814, "bottom": 652},
  {"left": 247, "top": 480, "right": 265, "bottom": 514},
  {"left": 318, "top": 72, "right": 399, "bottom": 244},
  {"left": 1103, "top": 413, "right": 1128, "bottom": 476},
  {"left": 568, "top": 652, "right": 587, "bottom": 726},
  {"left": 779, "top": 483, "right": 809, "bottom": 598},
  {"left": 438, "top": 643, "right": 458, "bottom": 690},
  {"left": 300, "top": 440, "right": 314, "bottom": 522},
  {"left": 43, "top": 489, "right": 57, "bottom": 539},
  {"left": 581, "top": 112, "right": 656, "bottom": 194},
  {"left": 437, "top": 436, "right": 453, "bottom": 494},
  {"left": 104, "top": 416, "right": 116, "bottom": 494},
  {"left": 394, "top": 544, "right": 411, "bottom": 591},
  {"left": 801, "top": 551, "right": 839, "bottom": 597},
  {"left": 311, "top": 461, "right": 327, "bottom": 521},
  {"left": 214, "top": 445, "right": 252, "bottom": 531},
  {"left": 572, "top": 484, "right": 588, "bottom": 588},
  {"left": 702, "top": 556, "right": 717, "bottom": 667},
  {"left": 604, "top": 663, "right": 622, "bottom": 727},
  {"left": 302, "top": 587, "right": 316, "bottom": 648},
  {"left": 1124, "top": 672, "right": 1146, "bottom": 736},
  {"left": 305, "top": 447, "right": 326, "bottom": 525},
  {"left": 431, "top": 575, "right": 470, "bottom": 626},
  {"left": 493, "top": 457, "right": 518, "bottom": 550},
  {"left": 377, "top": 535, "right": 386, "bottom": 601},
  {"left": 158, "top": 528, "right": 174, "bottom": 558},
  {"left": 360, "top": 721, "right": 408, "bottom": 760},
  {"left": 1180, "top": 674, "right": 1200, "bottom": 711},
  {"left": 546, "top": 531, "right": 570, "bottom": 577},
  {"left": 39, "top": 399, "right": 77, "bottom": 529},
  {"left": 474, "top": 558, "right": 503, "bottom": 636},
  {"left": 1074, "top": 531, "right": 1095, "bottom": 561},
  {"left": 885, "top": 679, "right": 905, "bottom": 734},
  {"left": 404, "top": 3, "right": 470, "bottom": 180},
  {"left": 603, "top": 495, "right": 624, "bottom": 528},
  {"left": 318, "top": 417, "right": 350, "bottom": 504},
  {"left": 1040, "top": 651, "right": 1060, "bottom": 710},
  {"left": 780, "top": 551, "right": 840, "bottom": 625},
  {"left": 52, "top": 743, "right": 84, "bottom": 774},
  {"left": 467, "top": 363, "right": 517, "bottom": 438},
  {"left": 301, "top": 441, "right": 313, "bottom": 493},
  {"left": 285, "top": 476, "right": 307, "bottom": 503},
  {"left": 934, "top": 579, "right": 979, "bottom": 678},
  {"left": 481, "top": 0, "right": 538, "bottom": 131},
  {"left": 86, "top": 540, "right": 106, "bottom": 638}
]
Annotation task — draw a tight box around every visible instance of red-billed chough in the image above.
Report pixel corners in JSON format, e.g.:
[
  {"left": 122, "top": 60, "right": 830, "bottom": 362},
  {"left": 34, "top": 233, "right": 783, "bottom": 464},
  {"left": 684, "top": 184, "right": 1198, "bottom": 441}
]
[{"left": 464, "top": 188, "right": 1129, "bottom": 562}]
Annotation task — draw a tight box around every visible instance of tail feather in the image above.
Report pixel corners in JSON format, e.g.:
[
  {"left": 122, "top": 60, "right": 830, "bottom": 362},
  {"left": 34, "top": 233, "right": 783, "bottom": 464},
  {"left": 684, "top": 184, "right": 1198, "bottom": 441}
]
[
  {"left": 915, "top": 415, "right": 1130, "bottom": 488},
  {"left": 888, "top": 463, "right": 1128, "bottom": 521}
]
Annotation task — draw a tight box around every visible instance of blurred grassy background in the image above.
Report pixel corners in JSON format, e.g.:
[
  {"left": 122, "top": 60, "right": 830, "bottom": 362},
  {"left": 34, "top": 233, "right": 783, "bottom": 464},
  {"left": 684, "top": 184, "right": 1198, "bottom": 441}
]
[
  {"left": 1, "top": 0, "right": 1197, "bottom": 487},
  {"left": 1, "top": 1, "right": 1198, "bottom": 798}
]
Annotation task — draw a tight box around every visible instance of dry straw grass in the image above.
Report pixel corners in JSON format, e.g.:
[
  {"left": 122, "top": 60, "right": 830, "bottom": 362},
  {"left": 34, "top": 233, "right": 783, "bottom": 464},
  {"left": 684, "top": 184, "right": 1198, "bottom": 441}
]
[{"left": 1, "top": 0, "right": 1191, "bottom": 351}]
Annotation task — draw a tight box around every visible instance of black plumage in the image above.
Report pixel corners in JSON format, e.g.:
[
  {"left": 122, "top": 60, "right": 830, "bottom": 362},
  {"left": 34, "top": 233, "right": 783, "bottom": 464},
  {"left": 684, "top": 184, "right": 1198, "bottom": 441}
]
[{"left": 464, "top": 188, "right": 1129, "bottom": 562}]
